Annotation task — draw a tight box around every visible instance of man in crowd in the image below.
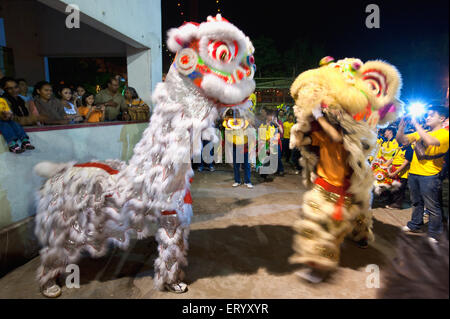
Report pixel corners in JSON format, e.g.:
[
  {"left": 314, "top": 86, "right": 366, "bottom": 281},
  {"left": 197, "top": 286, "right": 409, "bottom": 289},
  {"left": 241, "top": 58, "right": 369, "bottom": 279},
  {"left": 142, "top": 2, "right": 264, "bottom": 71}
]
[
  {"left": 1, "top": 77, "right": 37, "bottom": 126},
  {"left": 396, "top": 105, "right": 449, "bottom": 244},
  {"left": 95, "top": 77, "right": 128, "bottom": 121}
]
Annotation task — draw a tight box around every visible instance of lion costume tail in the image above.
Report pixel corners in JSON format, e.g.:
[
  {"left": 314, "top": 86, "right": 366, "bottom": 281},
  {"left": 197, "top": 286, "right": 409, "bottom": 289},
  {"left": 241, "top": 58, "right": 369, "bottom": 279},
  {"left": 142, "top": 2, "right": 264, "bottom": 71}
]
[{"left": 33, "top": 161, "right": 72, "bottom": 179}]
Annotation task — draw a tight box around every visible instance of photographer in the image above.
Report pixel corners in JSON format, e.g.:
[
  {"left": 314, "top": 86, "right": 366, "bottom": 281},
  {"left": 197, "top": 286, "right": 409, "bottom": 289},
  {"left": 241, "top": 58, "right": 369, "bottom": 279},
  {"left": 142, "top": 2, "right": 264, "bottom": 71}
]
[{"left": 396, "top": 105, "right": 449, "bottom": 244}]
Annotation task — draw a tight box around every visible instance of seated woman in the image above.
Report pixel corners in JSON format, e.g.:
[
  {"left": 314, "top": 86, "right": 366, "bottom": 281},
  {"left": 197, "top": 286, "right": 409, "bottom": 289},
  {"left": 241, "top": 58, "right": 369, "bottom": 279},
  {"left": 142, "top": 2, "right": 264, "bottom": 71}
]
[
  {"left": 78, "top": 92, "right": 105, "bottom": 123},
  {"left": 58, "top": 85, "right": 83, "bottom": 124},
  {"left": 124, "top": 87, "right": 150, "bottom": 121},
  {"left": 28, "top": 81, "right": 70, "bottom": 126},
  {"left": 0, "top": 97, "right": 35, "bottom": 153}
]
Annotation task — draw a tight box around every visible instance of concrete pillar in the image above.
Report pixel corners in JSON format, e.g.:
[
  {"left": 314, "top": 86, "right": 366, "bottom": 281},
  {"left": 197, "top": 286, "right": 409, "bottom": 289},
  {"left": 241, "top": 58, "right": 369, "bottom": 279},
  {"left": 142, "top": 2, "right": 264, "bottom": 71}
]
[{"left": 126, "top": 45, "right": 152, "bottom": 108}]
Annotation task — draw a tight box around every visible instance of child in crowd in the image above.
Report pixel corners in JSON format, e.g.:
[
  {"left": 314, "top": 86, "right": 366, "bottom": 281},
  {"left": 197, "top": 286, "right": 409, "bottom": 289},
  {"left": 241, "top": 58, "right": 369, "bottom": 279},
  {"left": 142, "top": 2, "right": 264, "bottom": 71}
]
[
  {"left": 0, "top": 97, "right": 35, "bottom": 153},
  {"left": 74, "top": 85, "right": 86, "bottom": 108},
  {"left": 78, "top": 93, "right": 105, "bottom": 123},
  {"left": 59, "top": 86, "right": 83, "bottom": 123},
  {"left": 385, "top": 143, "right": 414, "bottom": 209}
]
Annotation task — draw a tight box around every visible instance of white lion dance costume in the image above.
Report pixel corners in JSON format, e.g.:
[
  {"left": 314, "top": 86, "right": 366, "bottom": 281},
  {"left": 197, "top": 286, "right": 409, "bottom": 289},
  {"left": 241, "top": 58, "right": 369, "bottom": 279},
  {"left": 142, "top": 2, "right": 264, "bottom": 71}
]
[
  {"left": 33, "top": 15, "right": 256, "bottom": 298},
  {"left": 288, "top": 57, "right": 402, "bottom": 279}
]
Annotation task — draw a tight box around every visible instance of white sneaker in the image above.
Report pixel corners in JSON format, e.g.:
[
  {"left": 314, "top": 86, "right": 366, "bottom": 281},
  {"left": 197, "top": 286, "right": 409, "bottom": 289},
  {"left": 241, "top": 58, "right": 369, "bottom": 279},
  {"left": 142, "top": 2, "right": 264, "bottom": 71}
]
[
  {"left": 165, "top": 282, "right": 188, "bottom": 294},
  {"left": 245, "top": 183, "right": 254, "bottom": 189},
  {"left": 232, "top": 183, "right": 241, "bottom": 187},
  {"left": 296, "top": 268, "right": 328, "bottom": 284},
  {"left": 428, "top": 237, "right": 439, "bottom": 245},
  {"left": 42, "top": 283, "right": 62, "bottom": 298},
  {"left": 401, "top": 225, "right": 412, "bottom": 232}
]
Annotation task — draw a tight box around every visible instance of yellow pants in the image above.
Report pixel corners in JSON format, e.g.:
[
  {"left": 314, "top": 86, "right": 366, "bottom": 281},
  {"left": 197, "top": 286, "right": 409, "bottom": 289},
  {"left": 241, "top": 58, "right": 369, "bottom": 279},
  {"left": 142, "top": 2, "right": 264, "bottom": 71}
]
[{"left": 290, "top": 184, "right": 374, "bottom": 271}]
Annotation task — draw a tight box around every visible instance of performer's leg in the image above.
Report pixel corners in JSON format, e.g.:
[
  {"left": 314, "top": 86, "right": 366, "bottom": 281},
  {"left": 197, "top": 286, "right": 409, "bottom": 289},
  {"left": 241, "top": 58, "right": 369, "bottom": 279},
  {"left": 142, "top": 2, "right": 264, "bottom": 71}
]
[
  {"left": 290, "top": 187, "right": 354, "bottom": 275},
  {"left": 154, "top": 212, "right": 189, "bottom": 293},
  {"left": 347, "top": 205, "right": 375, "bottom": 248},
  {"left": 37, "top": 244, "right": 70, "bottom": 298}
]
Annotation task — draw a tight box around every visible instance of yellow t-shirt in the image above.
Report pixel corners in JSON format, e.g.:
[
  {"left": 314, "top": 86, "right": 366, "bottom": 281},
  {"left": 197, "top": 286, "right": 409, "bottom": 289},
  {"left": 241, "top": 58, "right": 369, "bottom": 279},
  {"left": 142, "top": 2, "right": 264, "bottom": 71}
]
[
  {"left": 407, "top": 129, "right": 449, "bottom": 176},
  {"left": 283, "top": 121, "right": 294, "bottom": 139},
  {"left": 224, "top": 119, "right": 249, "bottom": 145},
  {"left": 0, "top": 97, "right": 11, "bottom": 113},
  {"left": 78, "top": 106, "right": 104, "bottom": 123},
  {"left": 377, "top": 139, "right": 399, "bottom": 160},
  {"left": 259, "top": 123, "right": 277, "bottom": 141},
  {"left": 392, "top": 147, "right": 410, "bottom": 179}
]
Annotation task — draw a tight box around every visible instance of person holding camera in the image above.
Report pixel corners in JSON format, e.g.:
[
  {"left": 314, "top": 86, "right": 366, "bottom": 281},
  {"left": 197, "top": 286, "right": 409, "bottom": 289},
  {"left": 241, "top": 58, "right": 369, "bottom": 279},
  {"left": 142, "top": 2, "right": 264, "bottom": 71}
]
[
  {"left": 396, "top": 106, "right": 449, "bottom": 244},
  {"left": 78, "top": 93, "right": 105, "bottom": 123}
]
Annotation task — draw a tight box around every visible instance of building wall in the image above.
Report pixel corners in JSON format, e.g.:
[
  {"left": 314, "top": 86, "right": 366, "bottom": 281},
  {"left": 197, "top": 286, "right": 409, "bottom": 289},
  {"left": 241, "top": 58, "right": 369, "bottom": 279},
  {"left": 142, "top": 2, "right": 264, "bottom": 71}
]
[
  {"left": 0, "top": 0, "right": 162, "bottom": 104},
  {"left": 0, "top": 122, "right": 148, "bottom": 230}
]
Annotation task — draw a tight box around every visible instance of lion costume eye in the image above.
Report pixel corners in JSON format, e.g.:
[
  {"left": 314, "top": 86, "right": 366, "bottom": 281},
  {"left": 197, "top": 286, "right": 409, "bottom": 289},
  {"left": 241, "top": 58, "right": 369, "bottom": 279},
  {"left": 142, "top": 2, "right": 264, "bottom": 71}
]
[
  {"left": 208, "top": 40, "right": 238, "bottom": 63},
  {"left": 363, "top": 70, "right": 387, "bottom": 97}
]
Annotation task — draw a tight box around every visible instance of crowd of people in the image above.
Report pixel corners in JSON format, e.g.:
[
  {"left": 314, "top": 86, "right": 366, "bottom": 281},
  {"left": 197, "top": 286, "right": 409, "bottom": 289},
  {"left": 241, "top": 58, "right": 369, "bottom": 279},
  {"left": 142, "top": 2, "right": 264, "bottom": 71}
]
[
  {"left": 196, "top": 105, "right": 301, "bottom": 189},
  {"left": 0, "top": 74, "right": 150, "bottom": 154},
  {"left": 370, "top": 106, "right": 449, "bottom": 243}
]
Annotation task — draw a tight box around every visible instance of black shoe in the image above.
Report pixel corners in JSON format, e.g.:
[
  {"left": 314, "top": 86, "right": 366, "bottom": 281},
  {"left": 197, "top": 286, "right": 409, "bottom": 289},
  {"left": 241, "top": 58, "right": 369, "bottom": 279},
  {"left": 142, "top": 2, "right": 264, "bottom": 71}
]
[
  {"left": 9, "top": 143, "right": 24, "bottom": 154},
  {"left": 21, "top": 141, "right": 35, "bottom": 150}
]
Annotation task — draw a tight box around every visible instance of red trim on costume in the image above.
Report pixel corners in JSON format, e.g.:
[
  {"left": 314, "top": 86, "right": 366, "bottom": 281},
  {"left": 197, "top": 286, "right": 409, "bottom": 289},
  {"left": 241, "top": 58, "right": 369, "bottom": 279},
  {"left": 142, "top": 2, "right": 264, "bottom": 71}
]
[
  {"left": 74, "top": 163, "right": 119, "bottom": 175},
  {"left": 184, "top": 191, "right": 193, "bottom": 204},
  {"left": 314, "top": 177, "right": 351, "bottom": 221},
  {"left": 161, "top": 211, "right": 177, "bottom": 216}
]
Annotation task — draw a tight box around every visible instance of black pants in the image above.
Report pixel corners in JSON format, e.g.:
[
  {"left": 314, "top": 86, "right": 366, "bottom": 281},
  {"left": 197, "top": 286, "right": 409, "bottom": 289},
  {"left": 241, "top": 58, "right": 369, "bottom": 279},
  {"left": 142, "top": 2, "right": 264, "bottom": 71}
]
[
  {"left": 390, "top": 178, "right": 408, "bottom": 207},
  {"left": 282, "top": 138, "right": 291, "bottom": 162},
  {"left": 291, "top": 148, "right": 302, "bottom": 171}
]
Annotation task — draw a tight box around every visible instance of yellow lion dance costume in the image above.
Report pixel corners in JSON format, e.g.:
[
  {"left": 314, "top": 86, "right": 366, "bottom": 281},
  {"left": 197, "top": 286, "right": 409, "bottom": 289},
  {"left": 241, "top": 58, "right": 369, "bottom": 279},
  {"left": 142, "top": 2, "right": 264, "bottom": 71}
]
[{"left": 288, "top": 57, "right": 402, "bottom": 280}]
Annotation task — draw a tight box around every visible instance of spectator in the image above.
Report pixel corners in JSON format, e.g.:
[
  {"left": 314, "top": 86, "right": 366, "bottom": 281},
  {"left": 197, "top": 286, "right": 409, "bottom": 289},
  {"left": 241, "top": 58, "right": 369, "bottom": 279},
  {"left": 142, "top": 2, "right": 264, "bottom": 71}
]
[
  {"left": 259, "top": 109, "right": 284, "bottom": 177},
  {"left": 29, "top": 81, "right": 69, "bottom": 125},
  {"left": 278, "top": 109, "right": 286, "bottom": 122},
  {"left": 376, "top": 126, "right": 399, "bottom": 167},
  {"left": 198, "top": 139, "right": 215, "bottom": 172},
  {"left": 95, "top": 77, "right": 128, "bottom": 121},
  {"left": 124, "top": 87, "right": 150, "bottom": 122},
  {"left": 0, "top": 69, "right": 4, "bottom": 95},
  {"left": 16, "top": 78, "right": 33, "bottom": 103},
  {"left": 397, "top": 106, "right": 449, "bottom": 244},
  {"left": 268, "top": 109, "right": 284, "bottom": 176},
  {"left": 282, "top": 114, "right": 295, "bottom": 162},
  {"left": 224, "top": 110, "right": 253, "bottom": 189},
  {"left": 74, "top": 85, "right": 86, "bottom": 108},
  {"left": 291, "top": 147, "right": 302, "bottom": 175},
  {"left": 0, "top": 96, "right": 35, "bottom": 153},
  {"left": 78, "top": 92, "right": 105, "bottom": 123},
  {"left": 385, "top": 143, "right": 414, "bottom": 209},
  {"left": 58, "top": 85, "right": 83, "bottom": 123},
  {"left": 1, "top": 78, "right": 38, "bottom": 126}
]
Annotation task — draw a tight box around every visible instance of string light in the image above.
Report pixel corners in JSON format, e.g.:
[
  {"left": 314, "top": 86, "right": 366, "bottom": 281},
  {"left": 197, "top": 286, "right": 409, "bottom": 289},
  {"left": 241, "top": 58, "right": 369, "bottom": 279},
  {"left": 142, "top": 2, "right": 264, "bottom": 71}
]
[
  {"left": 177, "top": 1, "right": 185, "bottom": 22},
  {"left": 216, "top": 0, "right": 222, "bottom": 14}
]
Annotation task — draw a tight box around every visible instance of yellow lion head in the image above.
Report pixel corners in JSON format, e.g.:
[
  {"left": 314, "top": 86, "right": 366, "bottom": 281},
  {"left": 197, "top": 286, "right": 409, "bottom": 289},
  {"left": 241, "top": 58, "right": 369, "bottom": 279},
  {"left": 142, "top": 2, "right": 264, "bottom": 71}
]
[{"left": 290, "top": 56, "right": 403, "bottom": 128}]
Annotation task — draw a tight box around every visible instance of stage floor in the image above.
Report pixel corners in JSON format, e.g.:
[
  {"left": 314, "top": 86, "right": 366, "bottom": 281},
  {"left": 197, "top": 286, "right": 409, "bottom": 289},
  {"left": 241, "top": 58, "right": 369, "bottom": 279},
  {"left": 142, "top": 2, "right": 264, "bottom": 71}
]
[{"left": 0, "top": 164, "right": 436, "bottom": 299}]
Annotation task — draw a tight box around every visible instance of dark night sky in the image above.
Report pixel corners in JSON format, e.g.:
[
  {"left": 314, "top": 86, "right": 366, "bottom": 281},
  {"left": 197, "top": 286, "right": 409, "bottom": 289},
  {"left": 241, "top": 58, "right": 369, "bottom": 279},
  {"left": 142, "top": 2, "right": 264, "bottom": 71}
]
[{"left": 162, "top": 0, "right": 449, "bottom": 104}]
